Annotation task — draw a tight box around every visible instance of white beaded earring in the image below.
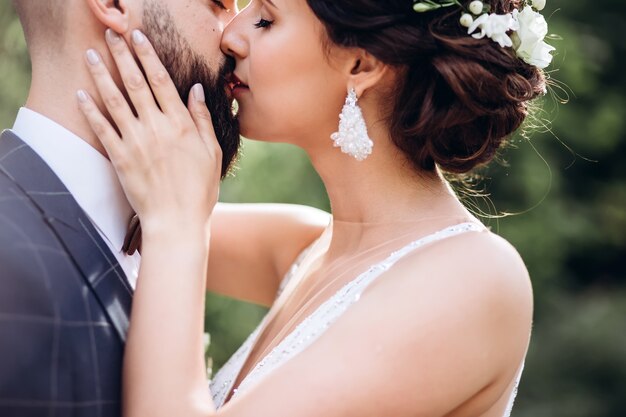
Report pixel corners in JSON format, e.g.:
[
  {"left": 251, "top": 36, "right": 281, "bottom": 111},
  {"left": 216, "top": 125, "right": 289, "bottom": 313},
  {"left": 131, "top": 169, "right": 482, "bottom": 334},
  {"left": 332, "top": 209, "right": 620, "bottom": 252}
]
[{"left": 330, "top": 88, "right": 373, "bottom": 161}]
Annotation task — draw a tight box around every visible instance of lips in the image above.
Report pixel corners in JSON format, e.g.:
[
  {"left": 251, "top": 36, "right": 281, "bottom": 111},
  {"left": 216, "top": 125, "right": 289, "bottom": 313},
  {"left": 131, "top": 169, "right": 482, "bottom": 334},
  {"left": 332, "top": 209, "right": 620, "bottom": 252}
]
[{"left": 228, "top": 73, "right": 249, "bottom": 92}]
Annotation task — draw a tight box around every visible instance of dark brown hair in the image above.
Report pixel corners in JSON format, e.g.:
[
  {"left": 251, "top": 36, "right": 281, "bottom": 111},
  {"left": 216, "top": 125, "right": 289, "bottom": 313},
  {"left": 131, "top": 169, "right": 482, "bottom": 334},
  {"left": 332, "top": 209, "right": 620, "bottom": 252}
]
[{"left": 307, "top": 0, "right": 547, "bottom": 173}]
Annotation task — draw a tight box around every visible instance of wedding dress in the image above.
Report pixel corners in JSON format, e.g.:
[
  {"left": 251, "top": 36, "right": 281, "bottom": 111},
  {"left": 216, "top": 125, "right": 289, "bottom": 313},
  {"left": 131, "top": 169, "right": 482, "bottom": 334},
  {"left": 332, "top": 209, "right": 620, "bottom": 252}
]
[{"left": 210, "top": 222, "right": 524, "bottom": 416}]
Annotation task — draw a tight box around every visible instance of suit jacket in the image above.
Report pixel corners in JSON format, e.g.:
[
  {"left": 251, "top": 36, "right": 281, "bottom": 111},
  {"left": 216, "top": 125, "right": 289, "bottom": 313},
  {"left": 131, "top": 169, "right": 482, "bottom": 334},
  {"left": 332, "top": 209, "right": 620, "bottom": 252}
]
[{"left": 0, "top": 130, "right": 133, "bottom": 417}]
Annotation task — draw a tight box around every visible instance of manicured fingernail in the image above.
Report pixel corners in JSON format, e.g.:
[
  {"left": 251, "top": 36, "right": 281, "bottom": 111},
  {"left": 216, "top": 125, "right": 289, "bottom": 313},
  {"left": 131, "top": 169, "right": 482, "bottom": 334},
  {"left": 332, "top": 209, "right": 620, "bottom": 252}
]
[
  {"left": 105, "top": 28, "right": 121, "bottom": 44},
  {"left": 86, "top": 49, "right": 100, "bottom": 65},
  {"left": 77, "top": 90, "right": 89, "bottom": 104},
  {"left": 132, "top": 30, "right": 145, "bottom": 45},
  {"left": 192, "top": 84, "right": 205, "bottom": 102}
]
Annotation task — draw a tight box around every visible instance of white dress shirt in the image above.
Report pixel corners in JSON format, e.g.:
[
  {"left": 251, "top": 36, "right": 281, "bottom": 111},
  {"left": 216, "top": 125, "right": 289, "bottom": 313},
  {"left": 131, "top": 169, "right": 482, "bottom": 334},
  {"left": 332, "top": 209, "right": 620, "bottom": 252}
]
[{"left": 11, "top": 107, "right": 140, "bottom": 289}]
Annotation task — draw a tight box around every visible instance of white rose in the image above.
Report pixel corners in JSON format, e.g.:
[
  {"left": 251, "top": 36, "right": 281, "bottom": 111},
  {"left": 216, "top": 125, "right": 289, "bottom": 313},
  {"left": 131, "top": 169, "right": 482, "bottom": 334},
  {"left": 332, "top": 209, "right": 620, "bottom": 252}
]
[
  {"left": 468, "top": 13, "right": 519, "bottom": 48},
  {"left": 532, "top": 0, "right": 546, "bottom": 11},
  {"left": 513, "top": 6, "right": 555, "bottom": 68}
]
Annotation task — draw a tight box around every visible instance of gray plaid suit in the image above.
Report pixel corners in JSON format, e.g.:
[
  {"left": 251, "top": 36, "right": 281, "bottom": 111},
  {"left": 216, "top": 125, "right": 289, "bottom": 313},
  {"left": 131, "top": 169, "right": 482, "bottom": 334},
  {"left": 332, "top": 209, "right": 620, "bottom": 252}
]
[{"left": 0, "top": 130, "right": 133, "bottom": 417}]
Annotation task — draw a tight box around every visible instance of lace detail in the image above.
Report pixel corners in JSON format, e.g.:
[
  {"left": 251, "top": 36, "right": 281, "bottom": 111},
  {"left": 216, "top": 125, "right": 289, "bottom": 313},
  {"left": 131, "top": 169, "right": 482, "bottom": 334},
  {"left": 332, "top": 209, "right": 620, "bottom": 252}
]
[
  {"left": 212, "top": 222, "right": 496, "bottom": 409},
  {"left": 503, "top": 363, "right": 525, "bottom": 417},
  {"left": 210, "top": 323, "right": 264, "bottom": 408},
  {"left": 210, "top": 244, "right": 313, "bottom": 407}
]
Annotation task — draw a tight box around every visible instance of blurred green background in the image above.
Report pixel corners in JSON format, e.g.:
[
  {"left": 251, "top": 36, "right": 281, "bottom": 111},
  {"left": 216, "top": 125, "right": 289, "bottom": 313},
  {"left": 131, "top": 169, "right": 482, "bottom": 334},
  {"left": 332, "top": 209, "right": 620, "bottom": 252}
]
[{"left": 1, "top": 1, "right": 624, "bottom": 416}]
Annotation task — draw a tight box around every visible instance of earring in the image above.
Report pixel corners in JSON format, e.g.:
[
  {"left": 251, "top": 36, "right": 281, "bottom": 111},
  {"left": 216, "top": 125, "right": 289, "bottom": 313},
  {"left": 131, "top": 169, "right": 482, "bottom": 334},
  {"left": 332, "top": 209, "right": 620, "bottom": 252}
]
[{"left": 330, "top": 88, "right": 373, "bottom": 161}]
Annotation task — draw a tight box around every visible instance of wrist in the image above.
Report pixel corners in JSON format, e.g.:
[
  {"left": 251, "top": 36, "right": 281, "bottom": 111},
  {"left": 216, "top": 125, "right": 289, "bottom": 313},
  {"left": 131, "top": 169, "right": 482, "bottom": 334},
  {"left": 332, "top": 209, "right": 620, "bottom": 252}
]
[{"left": 140, "top": 216, "right": 211, "bottom": 247}]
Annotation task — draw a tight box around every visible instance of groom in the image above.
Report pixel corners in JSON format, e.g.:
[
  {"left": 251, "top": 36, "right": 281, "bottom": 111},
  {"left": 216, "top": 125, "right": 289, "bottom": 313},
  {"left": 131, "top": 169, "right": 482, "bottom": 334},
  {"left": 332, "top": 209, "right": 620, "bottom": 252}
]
[{"left": 0, "top": 1, "right": 239, "bottom": 416}]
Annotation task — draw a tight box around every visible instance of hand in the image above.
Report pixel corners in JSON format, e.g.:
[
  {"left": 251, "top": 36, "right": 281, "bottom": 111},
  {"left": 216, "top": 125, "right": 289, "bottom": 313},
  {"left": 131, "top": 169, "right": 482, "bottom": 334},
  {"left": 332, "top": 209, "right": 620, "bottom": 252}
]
[{"left": 77, "top": 29, "right": 222, "bottom": 233}]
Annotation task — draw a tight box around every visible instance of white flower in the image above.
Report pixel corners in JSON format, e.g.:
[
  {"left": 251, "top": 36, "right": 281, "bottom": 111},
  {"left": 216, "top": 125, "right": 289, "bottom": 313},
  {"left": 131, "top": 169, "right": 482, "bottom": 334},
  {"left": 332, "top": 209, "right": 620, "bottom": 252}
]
[
  {"left": 469, "top": 1, "right": 484, "bottom": 15},
  {"left": 512, "top": 6, "right": 555, "bottom": 68},
  {"left": 413, "top": 2, "right": 436, "bottom": 13},
  {"left": 531, "top": 0, "right": 546, "bottom": 11},
  {"left": 460, "top": 13, "right": 474, "bottom": 28},
  {"left": 468, "top": 12, "right": 519, "bottom": 48}
]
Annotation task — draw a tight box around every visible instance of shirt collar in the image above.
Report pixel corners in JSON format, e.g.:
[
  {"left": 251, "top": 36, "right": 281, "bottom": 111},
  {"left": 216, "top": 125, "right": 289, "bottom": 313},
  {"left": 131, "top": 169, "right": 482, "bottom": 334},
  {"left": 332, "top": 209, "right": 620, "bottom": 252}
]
[{"left": 11, "top": 107, "right": 133, "bottom": 253}]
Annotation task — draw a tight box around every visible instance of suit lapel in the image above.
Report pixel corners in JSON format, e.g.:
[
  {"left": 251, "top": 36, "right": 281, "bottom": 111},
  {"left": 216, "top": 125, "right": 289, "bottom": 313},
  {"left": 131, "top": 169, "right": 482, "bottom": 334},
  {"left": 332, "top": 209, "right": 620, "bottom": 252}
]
[{"left": 0, "top": 130, "right": 132, "bottom": 342}]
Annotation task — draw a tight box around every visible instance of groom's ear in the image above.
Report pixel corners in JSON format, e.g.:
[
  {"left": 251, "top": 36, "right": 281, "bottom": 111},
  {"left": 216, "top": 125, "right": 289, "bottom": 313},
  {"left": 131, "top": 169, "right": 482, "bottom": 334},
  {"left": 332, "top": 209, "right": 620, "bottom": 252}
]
[{"left": 85, "top": 0, "right": 130, "bottom": 34}]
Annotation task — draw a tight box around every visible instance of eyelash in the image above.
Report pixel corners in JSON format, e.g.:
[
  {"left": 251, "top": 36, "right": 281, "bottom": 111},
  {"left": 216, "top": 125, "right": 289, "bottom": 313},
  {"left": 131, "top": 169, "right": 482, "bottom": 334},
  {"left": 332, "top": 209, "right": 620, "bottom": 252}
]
[
  {"left": 254, "top": 18, "right": 274, "bottom": 29},
  {"left": 212, "top": 0, "right": 228, "bottom": 10}
]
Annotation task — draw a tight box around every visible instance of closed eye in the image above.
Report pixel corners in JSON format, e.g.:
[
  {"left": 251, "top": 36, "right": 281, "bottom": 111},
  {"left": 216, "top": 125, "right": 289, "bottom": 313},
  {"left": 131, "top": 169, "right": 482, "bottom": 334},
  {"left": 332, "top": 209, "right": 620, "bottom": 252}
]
[{"left": 254, "top": 18, "right": 274, "bottom": 29}]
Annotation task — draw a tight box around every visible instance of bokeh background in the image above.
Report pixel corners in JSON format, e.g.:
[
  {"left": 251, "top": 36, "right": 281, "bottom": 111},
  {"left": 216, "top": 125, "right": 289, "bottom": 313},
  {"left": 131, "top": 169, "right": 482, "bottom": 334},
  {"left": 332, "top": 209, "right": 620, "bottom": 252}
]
[{"left": 1, "top": 1, "right": 624, "bottom": 416}]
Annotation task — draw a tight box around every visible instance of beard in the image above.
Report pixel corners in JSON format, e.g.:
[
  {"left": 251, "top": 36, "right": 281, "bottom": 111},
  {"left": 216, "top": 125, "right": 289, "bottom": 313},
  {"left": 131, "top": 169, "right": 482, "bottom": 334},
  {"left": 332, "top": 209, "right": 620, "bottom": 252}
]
[{"left": 142, "top": 0, "right": 240, "bottom": 177}]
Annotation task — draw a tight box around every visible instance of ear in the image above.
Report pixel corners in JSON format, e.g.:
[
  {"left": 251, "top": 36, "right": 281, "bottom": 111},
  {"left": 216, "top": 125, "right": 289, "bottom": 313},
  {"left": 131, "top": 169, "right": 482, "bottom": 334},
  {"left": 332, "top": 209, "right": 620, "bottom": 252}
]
[
  {"left": 85, "top": 0, "right": 130, "bottom": 34},
  {"left": 346, "top": 50, "right": 390, "bottom": 98}
]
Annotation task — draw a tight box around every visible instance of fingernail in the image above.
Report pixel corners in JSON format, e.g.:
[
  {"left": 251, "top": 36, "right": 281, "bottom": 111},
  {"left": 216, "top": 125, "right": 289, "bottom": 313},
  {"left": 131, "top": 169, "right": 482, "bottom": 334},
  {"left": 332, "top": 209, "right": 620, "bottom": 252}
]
[
  {"left": 77, "top": 90, "right": 89, "bottom": 104},
  {"left": 86, "top": 49, "right": 100, "bottom": 65},
  {"left": 132, "top": 30, "right": 145, "bottom": 45},
  {"left": 105, "top": 28, "right": 121, "bottom": 44},
  {"left": 192, "top": 84, "right": 205, "bottom": 102}
]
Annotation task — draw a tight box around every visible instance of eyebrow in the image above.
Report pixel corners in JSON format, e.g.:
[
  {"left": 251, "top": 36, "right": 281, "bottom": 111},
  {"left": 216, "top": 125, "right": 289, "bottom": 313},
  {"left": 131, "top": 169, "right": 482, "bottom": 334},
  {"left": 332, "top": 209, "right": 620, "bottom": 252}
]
[{"left": 266, "top": 0, "right": 279, "bottom": 9}]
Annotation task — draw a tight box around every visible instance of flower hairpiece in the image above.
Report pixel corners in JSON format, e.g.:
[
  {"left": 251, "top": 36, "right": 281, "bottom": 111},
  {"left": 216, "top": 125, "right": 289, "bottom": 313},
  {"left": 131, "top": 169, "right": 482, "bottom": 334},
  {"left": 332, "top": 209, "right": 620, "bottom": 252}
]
[{"left": 413, "top": 0, "right": 555, "bottom": 69}]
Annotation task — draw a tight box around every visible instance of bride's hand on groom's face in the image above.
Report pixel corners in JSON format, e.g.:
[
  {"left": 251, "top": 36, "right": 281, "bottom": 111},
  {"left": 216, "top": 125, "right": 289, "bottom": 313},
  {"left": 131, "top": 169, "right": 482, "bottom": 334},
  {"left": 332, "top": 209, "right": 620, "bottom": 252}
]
[{"left": 77, "top": 29, "right": 222, "bottom": 233}]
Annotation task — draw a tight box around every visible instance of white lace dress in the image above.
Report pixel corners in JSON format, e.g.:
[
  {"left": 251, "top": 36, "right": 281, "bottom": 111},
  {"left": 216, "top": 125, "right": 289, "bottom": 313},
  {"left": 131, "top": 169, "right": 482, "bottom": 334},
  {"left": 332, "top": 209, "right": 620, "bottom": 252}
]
[{"left": 210, "top": 222, "right": 524, "bottom": 416}]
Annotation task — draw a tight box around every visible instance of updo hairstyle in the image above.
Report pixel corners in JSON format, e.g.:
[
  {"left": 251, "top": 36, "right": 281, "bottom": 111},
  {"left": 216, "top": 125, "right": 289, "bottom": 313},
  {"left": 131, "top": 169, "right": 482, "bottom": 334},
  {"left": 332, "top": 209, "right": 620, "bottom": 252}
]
[{"left": 307, "top": 0, "right": 547, "bottom": 173}]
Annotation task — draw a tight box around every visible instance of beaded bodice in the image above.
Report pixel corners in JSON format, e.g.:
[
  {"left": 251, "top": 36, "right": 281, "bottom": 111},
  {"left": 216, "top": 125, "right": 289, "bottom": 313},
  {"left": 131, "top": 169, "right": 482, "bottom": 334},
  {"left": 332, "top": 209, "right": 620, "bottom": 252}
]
[{"left": 210, "top": 222, "right": 523, "bottom": 416}]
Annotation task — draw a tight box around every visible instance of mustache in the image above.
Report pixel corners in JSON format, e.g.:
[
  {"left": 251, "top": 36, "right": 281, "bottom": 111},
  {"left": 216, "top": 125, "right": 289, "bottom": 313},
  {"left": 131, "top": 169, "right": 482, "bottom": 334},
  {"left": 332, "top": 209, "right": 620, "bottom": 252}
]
[{"left": 217, "top": 55, "right": 236, "bottom": 86}]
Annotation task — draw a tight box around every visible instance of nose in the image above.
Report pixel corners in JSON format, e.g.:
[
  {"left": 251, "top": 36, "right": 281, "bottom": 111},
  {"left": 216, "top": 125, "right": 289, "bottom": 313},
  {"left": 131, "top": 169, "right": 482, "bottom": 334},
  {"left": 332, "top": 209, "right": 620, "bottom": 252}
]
[{"left": 221, "top": 9, "right": 247, "bottom": 60}]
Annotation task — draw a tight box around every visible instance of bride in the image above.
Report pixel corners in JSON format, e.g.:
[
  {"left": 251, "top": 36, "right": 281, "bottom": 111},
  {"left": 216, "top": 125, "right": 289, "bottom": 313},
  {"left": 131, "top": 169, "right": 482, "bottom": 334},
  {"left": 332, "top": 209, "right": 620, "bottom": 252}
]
[{"left": 77, "top": 0, "right": 553, "bottom": 415}]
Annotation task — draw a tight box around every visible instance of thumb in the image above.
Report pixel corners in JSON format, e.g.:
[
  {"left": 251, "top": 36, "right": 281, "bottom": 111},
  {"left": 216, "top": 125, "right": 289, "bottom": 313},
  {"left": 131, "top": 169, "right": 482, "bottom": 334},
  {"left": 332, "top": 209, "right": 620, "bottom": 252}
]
[{"left": 187, "top": 83, "right": 219, "bottom": 152}]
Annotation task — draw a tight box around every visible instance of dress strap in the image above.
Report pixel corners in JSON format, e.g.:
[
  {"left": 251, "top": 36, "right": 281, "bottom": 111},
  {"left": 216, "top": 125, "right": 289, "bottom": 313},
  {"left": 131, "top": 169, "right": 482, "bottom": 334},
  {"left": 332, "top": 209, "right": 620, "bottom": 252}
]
[{"left": 383, "top": 222, "right": 485, "bottom": 267}]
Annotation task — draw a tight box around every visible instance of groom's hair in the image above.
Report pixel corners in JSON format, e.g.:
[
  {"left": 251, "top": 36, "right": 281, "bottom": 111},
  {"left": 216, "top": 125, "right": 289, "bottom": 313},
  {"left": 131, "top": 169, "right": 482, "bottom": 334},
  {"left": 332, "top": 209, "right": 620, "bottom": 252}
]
[{"left": 12, "top": 0, "right": 66, "bottom": 50}]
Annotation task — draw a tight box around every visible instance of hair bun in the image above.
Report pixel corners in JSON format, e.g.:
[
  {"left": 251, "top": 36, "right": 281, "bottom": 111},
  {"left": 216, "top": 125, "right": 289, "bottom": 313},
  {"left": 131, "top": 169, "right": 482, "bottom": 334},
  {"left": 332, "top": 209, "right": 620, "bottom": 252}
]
[{"left": 308, "top": 0, "right": 547, "bottom": 173}]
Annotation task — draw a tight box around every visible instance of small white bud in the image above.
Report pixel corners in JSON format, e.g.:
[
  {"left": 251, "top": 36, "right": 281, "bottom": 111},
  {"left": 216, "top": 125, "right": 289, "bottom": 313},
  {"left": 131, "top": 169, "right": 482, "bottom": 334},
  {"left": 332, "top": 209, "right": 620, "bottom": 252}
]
[
  {"left": 532, "top": 0, "right": 546, "bottom": 11},
  {"left": 413, "top": 3, "right": 432, "bottom": 13},
  {"left": 460, "top": 13, "right": 474, "bottom": 28},
  {"left": 469, "top": 1, "right": 484, "bottom": 15}
]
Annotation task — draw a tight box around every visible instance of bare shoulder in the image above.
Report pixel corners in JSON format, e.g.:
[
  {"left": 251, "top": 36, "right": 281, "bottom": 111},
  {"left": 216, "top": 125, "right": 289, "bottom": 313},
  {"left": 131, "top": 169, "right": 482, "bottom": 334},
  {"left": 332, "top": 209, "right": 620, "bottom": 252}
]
[
  {"left": 390, "top": 228, "right": 532, "bottom": 311},
  {"left": 381, "top": 228, "right": 534, "bottom": 349},
  {"left": 370, "top": 228, "right": 533, "bottom": 388},
  {"left": 228, "top": 228, "right": 534, "bottom": 416},
  {"left": 345, "top": 228, "right": 533, "bottom": 413}
]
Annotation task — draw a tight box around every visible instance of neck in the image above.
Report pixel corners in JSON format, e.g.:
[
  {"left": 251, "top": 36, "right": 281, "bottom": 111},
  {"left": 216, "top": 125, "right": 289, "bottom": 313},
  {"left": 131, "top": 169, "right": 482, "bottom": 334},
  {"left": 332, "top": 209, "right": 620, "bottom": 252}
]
[
  {"left": 309, "top": 142, "right": 469, "bottom": 225},
  {"left": 306, "top": 129, "right": 473, "bottom": 258},
  {"left": 26, "top": 60, "right": 106, "bottom": 155},
  {"left": 23, "top": 35, "right": 119, "bottom": 157}
]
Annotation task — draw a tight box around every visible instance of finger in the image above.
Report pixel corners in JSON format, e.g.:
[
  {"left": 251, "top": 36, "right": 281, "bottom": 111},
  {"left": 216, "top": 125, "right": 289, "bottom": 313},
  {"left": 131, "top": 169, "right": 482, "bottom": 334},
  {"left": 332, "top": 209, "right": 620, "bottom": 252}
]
[
  {"left": 76, "top": 89, "right": 124, "bottom": 163},
  {"left": 130, "top": 30, "right": 188, "bottom": 115},
  {"left": 85, "top": 48, "right": 137, "bottom": 134},
  {"left": 105, "top": 29, "right": 159, "bottom": 120},
  {"left": 187, "top": 84, "right": 220, "bottom": 151}
]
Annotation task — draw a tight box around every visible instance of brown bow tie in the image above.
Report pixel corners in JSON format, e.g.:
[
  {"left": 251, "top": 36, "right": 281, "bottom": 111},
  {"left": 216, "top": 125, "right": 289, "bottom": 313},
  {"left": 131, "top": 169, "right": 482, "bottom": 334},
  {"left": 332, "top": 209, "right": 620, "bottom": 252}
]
[{"left": 123, "top": 214, "right": 142, "bottom": 255}]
